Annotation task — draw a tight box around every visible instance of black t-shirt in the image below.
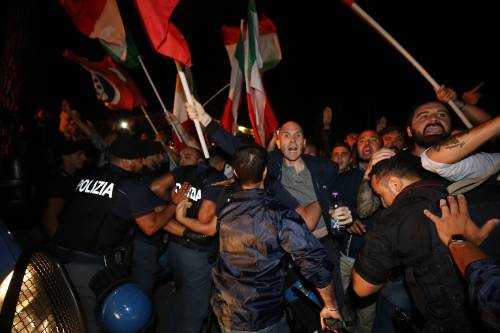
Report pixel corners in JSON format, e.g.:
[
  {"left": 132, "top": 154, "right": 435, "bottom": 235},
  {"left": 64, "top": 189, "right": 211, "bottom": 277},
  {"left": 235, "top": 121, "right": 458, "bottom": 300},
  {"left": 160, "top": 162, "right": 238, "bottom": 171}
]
[
  {"left": 355, "top": 179, "right": 449, "bottom": 285},
  {"left": 171, "top": 164, "right": 226, "bottom": 218},
  {"left": 54, "top": 165, "right": 145, "bottom": 254},
  {"left": 47, "top": 169, "right": 79, "bottom": 199}
]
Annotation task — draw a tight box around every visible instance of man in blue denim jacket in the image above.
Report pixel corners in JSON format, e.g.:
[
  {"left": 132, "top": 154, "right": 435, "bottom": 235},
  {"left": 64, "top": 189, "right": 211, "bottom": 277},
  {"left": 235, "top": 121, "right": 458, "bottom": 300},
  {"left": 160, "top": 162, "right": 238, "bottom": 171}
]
[{"left": 190, "top": 145, "right": 342, "bottom": 332}]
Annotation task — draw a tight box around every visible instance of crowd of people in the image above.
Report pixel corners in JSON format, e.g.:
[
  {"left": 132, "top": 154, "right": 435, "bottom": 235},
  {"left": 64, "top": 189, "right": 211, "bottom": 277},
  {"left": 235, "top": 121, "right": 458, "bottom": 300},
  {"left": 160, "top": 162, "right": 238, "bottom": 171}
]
[{"left": 0, "top": 84, "right": 499, "bottom": 333}]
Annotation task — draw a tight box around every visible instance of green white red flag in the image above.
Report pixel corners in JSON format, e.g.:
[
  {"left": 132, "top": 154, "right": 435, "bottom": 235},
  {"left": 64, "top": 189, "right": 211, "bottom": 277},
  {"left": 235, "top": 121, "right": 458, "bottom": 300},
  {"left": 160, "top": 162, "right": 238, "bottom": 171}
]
[
  {"left": 171, "top": 66, "right": 197, "bottom": 148},
  {"left": 221, "top": 25, "right": 245, "bottom": 134},
  {"left": 221, "top": 14, "right": 281, "bottom": 137},
  {"left": 60, "top": 0, "right": 138, "bottom": 66},
  {"left": 244, "top": 0, "right": 279, "bottom": 145}
]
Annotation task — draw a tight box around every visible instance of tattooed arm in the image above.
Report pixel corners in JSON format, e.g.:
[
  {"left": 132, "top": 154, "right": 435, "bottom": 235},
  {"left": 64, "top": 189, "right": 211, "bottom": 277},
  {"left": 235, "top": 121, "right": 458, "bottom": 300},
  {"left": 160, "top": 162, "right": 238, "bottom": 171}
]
[
  {"left": 357, "top": 179, "right": 381, "bottom": 218},
  {"left": 427, "top": 116, "right": 500, "bottom": 164}
]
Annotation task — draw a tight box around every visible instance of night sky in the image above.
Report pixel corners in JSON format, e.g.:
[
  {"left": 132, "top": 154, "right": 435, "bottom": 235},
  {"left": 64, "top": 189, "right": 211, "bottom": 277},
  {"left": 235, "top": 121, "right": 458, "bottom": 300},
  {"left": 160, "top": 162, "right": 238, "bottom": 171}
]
[{"left": 6, "top": 0, "right": 500, "bottom": 141}]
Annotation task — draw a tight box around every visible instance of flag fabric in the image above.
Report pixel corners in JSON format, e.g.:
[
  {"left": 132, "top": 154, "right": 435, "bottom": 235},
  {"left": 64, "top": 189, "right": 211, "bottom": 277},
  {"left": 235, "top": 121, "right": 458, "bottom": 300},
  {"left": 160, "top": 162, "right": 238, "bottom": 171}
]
[
  {"left": 222, "top": 15, "right": 281, "bottom": 72},
  {"left": 221, "top": 25, "right": 244, "bottom": 134},
  {"left": 244, "top": 0, "right": 279, "bottom": 145},
  {"left": 134, "top": 0, "right": 192, "bottom": 67},
  {"left": 258, "top": 15, "right": 282, "bottom": 71},
  {"left": 60, "top": 0, "right": 129, "bottom": 63},
  {"left": 102, "top": 27, "right": 140, "bottom": 68},
  {"left": 63, "top": 50, "right": 146, "bottom": 111},
  {"left": 221, "top": 14, "right": 281, "bottom": 134},
  {"left": 172, "top": 66, "right": 197, "bottom": 148}
]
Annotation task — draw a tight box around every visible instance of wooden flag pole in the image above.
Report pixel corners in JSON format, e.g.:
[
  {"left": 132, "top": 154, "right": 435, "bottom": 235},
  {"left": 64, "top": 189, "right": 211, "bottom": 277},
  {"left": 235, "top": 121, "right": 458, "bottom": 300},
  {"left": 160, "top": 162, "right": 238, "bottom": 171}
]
[
  {"left": 344, "top": 1, "right": 473, "bottom": 129},
  {"left": 137, "top": 55, "right": 184, "bottom": 140},
  {"left": 175, "top": 61, "right": 210, "bottom": 158}
]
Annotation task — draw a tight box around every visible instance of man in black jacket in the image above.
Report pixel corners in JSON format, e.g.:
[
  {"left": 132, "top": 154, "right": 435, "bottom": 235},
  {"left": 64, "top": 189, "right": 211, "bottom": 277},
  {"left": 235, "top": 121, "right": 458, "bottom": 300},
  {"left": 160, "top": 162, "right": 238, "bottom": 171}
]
[{"left": 353, "top": 155, "right": 476, "bottom": 332}]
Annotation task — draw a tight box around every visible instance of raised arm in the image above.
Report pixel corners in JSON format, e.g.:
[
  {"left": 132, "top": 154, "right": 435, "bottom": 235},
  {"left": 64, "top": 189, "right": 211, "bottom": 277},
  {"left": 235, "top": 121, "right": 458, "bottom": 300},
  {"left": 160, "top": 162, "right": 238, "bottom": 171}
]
[
  {"left": 435, "top": 85, "right": 492, "bottom": 126},
  {"left": 425, "top": 116, "right": 500, "bottom": 164},
  {"left": 185, "top": 98, "right": 243, "bottom": 155},
  {"left": 61, "top": 100, "right": 106, "bottom": 150}
]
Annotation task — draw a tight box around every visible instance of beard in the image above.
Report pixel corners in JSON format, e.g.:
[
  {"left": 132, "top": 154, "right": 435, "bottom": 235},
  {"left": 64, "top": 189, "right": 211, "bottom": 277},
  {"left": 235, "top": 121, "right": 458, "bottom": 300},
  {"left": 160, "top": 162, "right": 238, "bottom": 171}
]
[
  {"left": 412, "top": 129, "right": 450, "bottom": 148},
  {"left": 411, "top": 122, "right": 450, "bottom": 148}
]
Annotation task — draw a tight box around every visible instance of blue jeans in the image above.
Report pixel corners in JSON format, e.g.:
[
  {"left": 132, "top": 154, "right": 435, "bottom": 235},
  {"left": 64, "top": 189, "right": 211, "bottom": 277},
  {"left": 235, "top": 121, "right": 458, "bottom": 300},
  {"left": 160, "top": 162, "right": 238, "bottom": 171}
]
[
  {"left": 163, "top": 241, "right": 213, "bottom": 333},
  {"left": 219, "top": 316, "right": 290, "bottom": 333}
]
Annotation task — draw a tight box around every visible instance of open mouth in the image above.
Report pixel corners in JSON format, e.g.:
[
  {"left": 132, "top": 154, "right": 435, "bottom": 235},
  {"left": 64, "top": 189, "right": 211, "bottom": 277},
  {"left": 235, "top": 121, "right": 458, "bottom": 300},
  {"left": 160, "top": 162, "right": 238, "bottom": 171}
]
[
  {"left": 362, "top": 147, "right": 372, "bottom": 156},
  {"left": 424, "top": 124, "right": 444, "bottom": 135}
]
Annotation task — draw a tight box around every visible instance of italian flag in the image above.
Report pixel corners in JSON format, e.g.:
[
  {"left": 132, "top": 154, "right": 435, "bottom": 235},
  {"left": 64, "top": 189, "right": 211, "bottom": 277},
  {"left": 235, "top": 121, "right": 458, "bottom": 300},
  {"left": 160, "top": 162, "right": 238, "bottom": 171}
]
[
  {"left": 221, "top": 25, "right": 244, "bottom": 134},
  {"left": 221, "top": 14, "right": 281, "bottom": 136},
  {"left": 244, "top": 0, "right": 279, "bottom": 145},
  {"left": 60, "top": 0, "right": 135, "bottom": 66},
  {"left": 172, "top": 66, "right": 197, "bottom": 149}
]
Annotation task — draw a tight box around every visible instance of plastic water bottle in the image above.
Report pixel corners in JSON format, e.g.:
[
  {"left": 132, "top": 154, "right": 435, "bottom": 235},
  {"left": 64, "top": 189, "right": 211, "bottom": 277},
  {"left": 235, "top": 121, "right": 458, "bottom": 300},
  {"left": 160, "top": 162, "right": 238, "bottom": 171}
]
[{"left": 330, "top": 192, "right": 346, "bottom": 233}]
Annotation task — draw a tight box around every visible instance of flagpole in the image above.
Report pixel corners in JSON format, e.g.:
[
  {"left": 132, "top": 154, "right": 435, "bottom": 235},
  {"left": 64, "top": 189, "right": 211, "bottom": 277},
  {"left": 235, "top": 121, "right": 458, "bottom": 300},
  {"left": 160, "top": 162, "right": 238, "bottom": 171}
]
[
  {"left": 202, "top": 83, "right": 230, "bottom": 107},
  {"left": 175, "top": 61, "right": 210, "bottom": 158},
  {"left": 137, "top": 55, "right": 184, "bottom": 140},
  {"left": 343, "top": 1, "right": 473, "bottom": 129},
  {"left": 139, "top": 105, "right": 178, "bottom": 167},
  {"left": 139, "top": 105, "right": 166, "bottom": 149}
]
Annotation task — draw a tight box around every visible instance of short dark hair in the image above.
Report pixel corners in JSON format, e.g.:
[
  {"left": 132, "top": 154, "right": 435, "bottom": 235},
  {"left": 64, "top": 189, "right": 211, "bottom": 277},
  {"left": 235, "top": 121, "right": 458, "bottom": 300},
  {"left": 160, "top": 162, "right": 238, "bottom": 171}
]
[
  {"left": 332, "top": 142, "right": 352, "bottom": 152},
  {"left": 379, "top": 126, "right": 404, "bottom": 137},
  {"left": 370, "top": 155, "right": 420, "bottom": 181},
  {"left": 232, "top": 144, "right": 267, "bottom": 185}
]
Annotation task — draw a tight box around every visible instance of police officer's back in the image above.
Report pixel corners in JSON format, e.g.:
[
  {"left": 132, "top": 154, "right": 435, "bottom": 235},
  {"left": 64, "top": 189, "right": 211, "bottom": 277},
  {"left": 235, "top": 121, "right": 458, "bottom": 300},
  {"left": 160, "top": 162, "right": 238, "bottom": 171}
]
[{"left": 52, "top": 134, "right": 174, "bottom": 333}]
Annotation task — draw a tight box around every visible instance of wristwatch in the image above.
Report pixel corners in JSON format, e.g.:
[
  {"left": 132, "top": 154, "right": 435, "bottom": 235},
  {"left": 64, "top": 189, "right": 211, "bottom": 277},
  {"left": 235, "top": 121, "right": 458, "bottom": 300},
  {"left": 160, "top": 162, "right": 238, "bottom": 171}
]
[{"left": 447, "top": 234, "right": 466, "bottom": 247}]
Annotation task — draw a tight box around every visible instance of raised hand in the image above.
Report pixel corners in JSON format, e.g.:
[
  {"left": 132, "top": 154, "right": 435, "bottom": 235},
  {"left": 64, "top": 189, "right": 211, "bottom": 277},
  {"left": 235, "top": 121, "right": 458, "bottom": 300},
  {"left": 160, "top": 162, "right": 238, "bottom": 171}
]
[
  {"left": 171, "top": 182, "right": 190, "bottom": 205},
  {"left": 461, "top": 82, "right": 483, "bottom": 105},
  {"left": 423, "top": 194, "right": 499, "bottom": 246},
  {"left": 435, "top": 85, "right": 457, "bottom": 103}
]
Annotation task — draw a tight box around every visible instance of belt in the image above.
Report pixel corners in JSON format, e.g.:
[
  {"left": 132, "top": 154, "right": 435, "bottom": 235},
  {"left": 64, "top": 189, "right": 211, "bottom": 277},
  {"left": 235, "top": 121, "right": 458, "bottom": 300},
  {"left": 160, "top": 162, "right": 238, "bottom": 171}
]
[{"left": 169, "top": 235, "right": 214, "bottom": 252}]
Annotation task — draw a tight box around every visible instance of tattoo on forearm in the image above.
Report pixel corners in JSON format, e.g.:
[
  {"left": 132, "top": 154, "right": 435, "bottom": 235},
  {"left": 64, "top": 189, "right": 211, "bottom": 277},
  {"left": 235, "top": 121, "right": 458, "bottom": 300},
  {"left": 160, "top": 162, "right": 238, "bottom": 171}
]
[
  {"left": 357, "top": 180, "right": 381, "bottom": 218},
  {"left": 433, "top": 131, "right": 468, "bottom": 152}
]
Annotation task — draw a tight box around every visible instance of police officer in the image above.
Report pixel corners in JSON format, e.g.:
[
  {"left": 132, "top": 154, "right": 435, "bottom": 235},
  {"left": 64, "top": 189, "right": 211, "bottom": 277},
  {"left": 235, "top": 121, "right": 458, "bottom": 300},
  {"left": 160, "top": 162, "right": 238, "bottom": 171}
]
[
  {"left": 43, "top": 140, "right": 88, "bottom": 238},
  {"left": 52, "top": 134, "right": 176, "bottom": 333},
  {"left": 131, "top": 140, "right": 170, "bottom": 294},
  {"left": 150, "top": 147, "right": 226, "bottom": 333}
]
